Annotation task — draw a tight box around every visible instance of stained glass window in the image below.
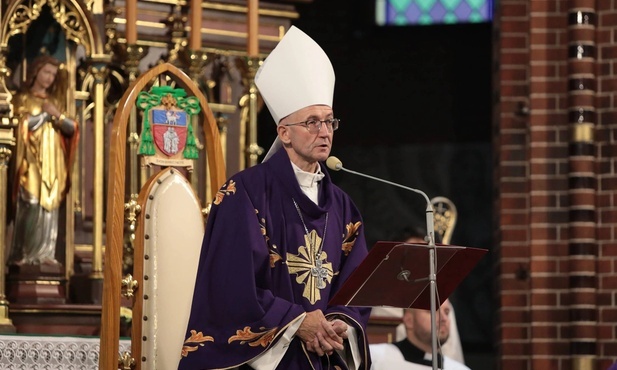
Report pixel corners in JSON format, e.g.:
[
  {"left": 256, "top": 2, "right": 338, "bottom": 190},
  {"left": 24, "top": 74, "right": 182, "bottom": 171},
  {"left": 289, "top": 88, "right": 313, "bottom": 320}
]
[{"left": 376, "top": 0, "right": 493, "bottom": 26}]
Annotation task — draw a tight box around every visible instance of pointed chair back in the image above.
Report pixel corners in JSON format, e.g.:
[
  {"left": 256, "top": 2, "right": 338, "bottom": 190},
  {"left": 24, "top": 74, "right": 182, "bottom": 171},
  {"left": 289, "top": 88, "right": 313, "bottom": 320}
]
[{"left": 99, "top": 63, "right": 226, "bottom": 370}]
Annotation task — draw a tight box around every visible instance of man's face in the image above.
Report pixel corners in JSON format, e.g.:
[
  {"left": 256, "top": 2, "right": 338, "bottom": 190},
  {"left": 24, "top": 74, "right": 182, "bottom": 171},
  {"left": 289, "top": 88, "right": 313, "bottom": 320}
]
[
  {"left": 406, "top": 300, "right": 452, "bottom": 347},
  {"left": 278, "top": 105, "right": 334, "bottom": 171}
]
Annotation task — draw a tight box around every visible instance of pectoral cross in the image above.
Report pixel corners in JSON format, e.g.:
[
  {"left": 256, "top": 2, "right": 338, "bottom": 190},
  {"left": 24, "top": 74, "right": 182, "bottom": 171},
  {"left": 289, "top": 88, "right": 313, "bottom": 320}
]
[{"left": 311, "top": 258, "right": 329, "bottom": 289}]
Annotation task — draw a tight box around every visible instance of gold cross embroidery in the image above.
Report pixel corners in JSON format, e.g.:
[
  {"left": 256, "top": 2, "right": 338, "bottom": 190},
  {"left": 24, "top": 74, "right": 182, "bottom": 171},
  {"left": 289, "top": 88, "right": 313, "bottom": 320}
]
[{"left": 286, "top": 230, "right": 334, "bottom": 304}]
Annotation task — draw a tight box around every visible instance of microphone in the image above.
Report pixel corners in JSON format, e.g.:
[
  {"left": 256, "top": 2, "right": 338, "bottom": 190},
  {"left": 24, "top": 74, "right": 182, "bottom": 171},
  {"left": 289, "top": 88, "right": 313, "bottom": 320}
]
[
  {"left": 326, "top": 155, "right": 440, "bottom": 370},
  {"left": 326, "top": 156, "right": 435, "bottom": 243}
]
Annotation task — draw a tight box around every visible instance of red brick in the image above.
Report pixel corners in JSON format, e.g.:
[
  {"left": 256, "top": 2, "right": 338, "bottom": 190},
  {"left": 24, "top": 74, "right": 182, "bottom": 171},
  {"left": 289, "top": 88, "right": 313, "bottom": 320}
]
[
  {"left": 501, "top": 341, "right": 530, "bottom": 356},
  {"left": 568, "top": 191, "right": 595, "bottom": 206},
  {"left": 502, "top": 211, "right": 529, "bottom": 226},
  {"left": 502, "top": 34, "right": 529, "bottom": 49},
  {"left": 529, "top": 276, "right": 569, "bottom": 291},
  {"left": 529, "top": 1, "right": 558, "bottom": 12},
  {"left": 501, "top": 178, "right": 530, "bottom": 193},
  {"left": 601, "top": 341, "right": 617, "bottom": 357},
  {"left": 568, "top": 225, "right": 597, "bottom": 240},
  {"left": 501, "top": 66, "right": 528, "bottom": 82},
  {"left": 531, "top": 324, "right": 558, "bottom": 339},
  {"left": 501, "top": 19, "right": 531, "bottom": 34},
  {"left": 531, "top": 358, "right": 562, "bottom": 369},
  {"left": 501, "top": 195, "right": 528, "bottom": 211},
  {"left": 501, "top": 2, "right": 529, "bottom": 18},
  {"left": 503, "top": 292, "right": 529, "bottom": 307},
  {"left": 530, "top": 47, "right": 568, "bottom": 63},
  {"left": 530, "top": 14, "right": 567, "bottom": 30},
  {"left": 530, "top": 193, "right": 560, "bottom": 207},
  {"left": 500, "top": 358, "right": 530, "bottom": 370},
  {"left": 530, "top": 291, "right": 558, "bottom": 305},
  {"left": 600, "top": 243, "right": 617, "bottom": 258},
  {"left": 569, "top": 291, "right": 598, "bottom": 306},
  {"left": 597, "top": 259, "right": 613, "bottom": 275},
  {"left": 530, "top": 161, "right": 560, "bottom": 177},
  {"left": 502, "top": 50, "right": 530, "bottom": 65},
  {"left": 599, "top": 12, "right": 617, "bottom": 28},
  {"left": 529, "top": 177, "right": 568, "bottom": 191},
  {"left": 502, "top": 83, "right": 529, "bottom": 96},
  {"left": 568, "top": 27, "right": 596, "bottom": 44},
  {"left": 502, "top": 324, "right": 529, "bottom": 340},
  {"left": 529, "top": 341, "right": 570, "bottom": 356},
  {"left": 502, "top": 227, "right": 530, "bottom": 242},
  {"left": 600, "top": 275, "right": 617, "bottom": 290},
  {"left": 500, "top": 307, "right": 531, "bottom": 324},
  {"left": 530, "top": 95, "right": 559, "bottom": 110},
  {"left": 500, "top": 276, "right": 531, "bottom": 290},
  {"left": 531, "top": 62, "right": 560, "bottom": 78}
]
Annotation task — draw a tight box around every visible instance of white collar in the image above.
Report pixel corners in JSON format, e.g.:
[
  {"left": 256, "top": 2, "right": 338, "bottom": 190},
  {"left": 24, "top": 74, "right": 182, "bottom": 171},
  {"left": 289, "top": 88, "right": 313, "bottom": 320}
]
[{"left": 291, "top": 161, "right": 325, "bottom": 188}]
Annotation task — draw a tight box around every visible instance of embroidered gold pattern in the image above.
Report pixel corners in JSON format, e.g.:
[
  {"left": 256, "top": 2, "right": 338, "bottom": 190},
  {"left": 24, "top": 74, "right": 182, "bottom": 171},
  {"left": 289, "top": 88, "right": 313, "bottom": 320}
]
[
  {"left": 287, "top": 230, "right": 334, "bottom": 304},
  {"left": 228, "top": 326, "right": 279, "bottom": 347},
  {"left": 256, "top": 209, "right": 282, "bottom": 268},
  {"left": 214, "top": 180, "right": 236, "bottom": 205},
  {"left": 341, "top": 221, "right": 361, "bottom": 256},
  {"left": 270, "top": 250, "right": 282, "bottom": 267},
  {"left": 181, "top": 330, "right": 214, "bottom": 357}
]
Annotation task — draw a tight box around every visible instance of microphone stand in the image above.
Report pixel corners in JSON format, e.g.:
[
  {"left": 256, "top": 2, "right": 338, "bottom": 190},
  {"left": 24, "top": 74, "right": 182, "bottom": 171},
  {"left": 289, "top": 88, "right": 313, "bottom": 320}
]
[{"left": 336, "top": 166, "right": 440, "bottom": 370}]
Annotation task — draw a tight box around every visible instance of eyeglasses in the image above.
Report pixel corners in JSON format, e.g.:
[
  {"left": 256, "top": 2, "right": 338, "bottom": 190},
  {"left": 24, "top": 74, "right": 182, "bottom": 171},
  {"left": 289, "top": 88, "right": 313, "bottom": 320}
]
[{"left": 283, "top": 118, "right": 340, "bottom": 134}]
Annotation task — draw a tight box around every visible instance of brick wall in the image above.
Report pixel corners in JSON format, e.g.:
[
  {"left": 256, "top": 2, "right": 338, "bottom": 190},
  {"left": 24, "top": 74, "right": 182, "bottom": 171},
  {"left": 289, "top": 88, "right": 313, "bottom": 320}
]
[{"left": 495, "top": 0, "right": 617, "bottom": 369}]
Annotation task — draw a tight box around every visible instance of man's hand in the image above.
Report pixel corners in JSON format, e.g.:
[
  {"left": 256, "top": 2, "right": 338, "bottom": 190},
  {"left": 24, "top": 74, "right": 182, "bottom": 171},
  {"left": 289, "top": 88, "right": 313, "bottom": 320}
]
[
  {"left": 297, "top": 310, "right": 345, "bottom": 356},
  {"left": 330, "top": 319, "right": 349, "bottom": 339}
]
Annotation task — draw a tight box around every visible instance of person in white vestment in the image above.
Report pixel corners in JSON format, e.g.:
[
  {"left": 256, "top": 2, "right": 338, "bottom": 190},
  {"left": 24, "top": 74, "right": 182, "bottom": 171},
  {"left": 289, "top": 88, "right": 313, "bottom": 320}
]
[{"left": 370, "top": 299, "right": 470, "bottom": 370}]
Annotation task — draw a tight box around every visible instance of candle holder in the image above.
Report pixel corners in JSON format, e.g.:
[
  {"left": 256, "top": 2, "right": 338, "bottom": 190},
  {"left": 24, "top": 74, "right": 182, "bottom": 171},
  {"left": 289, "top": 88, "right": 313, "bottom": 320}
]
[
  {"left": 124, "top": 44, "right": 149, "bottom": 81},
  {"left": 179, "top": 48, "right": 210, "bottom": 81},
  {"left": 162, "top": 4, "right": 188, "bottom": 66},
  {"left": 244, "top": 56, "right": 264, "bottom": 167}
]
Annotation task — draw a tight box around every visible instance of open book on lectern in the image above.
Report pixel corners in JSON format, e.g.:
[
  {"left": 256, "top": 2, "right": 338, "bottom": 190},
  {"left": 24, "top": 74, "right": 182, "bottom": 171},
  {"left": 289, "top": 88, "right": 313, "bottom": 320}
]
[{"left": 329, "top": 241, "right": 488, "bottom": 310}]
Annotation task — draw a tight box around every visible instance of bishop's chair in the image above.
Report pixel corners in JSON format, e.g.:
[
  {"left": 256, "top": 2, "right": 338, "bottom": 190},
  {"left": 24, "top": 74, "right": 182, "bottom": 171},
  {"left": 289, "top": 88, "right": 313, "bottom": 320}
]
[{"left": 99, "top": 63, "right": 226, "bottom": 370}]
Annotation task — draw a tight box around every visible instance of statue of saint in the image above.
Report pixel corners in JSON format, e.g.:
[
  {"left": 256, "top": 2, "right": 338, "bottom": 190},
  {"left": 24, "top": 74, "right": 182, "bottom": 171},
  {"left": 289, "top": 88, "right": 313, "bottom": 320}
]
[{"left": 8, "top": 55, "right": 79, "bottom": 266}]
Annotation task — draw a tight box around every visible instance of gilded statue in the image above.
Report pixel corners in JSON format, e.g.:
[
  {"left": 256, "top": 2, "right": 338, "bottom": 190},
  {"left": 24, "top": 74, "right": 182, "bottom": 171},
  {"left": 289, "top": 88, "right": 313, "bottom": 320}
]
[{"left": 8, "top": 55, "right": 79, "bottom": 266}]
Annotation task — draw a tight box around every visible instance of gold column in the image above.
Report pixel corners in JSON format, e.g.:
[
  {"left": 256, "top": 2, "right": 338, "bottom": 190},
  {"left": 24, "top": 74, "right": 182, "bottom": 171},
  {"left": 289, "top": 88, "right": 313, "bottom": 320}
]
[
  {"left": 88, "top": 56, "right": 111, "bottom": 292},
  {"left": 0, "top": 146, "right": 14, "bottom": 332},
  {"left": 246, "top": 57, "right": 263, "bottom": 167},
  {"left": 125, "top": 45, "right": 148, "bottom": 191},
  {"left": 186, "top": 50, "right": 210, "bottom": 194}
]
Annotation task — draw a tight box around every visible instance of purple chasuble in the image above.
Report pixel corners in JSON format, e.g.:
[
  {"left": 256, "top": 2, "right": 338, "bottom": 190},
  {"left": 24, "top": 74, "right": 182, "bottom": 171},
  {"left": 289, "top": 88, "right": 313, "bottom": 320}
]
[{"left": 179, "top": 148, "right": 371, "bottom": 369}]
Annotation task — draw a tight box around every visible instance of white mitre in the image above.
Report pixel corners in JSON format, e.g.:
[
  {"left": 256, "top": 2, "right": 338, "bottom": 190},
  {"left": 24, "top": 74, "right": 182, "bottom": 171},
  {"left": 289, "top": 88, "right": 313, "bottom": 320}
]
[{"left": 255, "top": 26, "right": 335, "bottom": 161}]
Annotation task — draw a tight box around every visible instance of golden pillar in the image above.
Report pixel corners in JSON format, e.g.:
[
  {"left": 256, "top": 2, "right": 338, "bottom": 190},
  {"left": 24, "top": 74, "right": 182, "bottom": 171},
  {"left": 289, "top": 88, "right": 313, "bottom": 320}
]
[
  {"left": 0, "top": 146, "right": 14, "bottom": 332},
  {"left": 88, "top": 55, "right": 111, "bottom": 301},
  {"left": 245, "top": 57, "right": 263, "bottom": 167}
]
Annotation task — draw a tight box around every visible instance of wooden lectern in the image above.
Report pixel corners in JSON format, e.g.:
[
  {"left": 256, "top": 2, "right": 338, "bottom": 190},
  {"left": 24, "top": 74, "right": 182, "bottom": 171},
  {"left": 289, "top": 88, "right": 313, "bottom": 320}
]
[{"left": 329, "top": 242, "right": 487, "bottom": 309}]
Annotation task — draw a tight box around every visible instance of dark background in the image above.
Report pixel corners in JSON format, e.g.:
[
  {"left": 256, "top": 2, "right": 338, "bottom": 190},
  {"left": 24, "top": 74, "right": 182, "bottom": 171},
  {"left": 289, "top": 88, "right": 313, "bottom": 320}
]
[{"left": 259, "top": 1, "right": 496, "bottom": 368}]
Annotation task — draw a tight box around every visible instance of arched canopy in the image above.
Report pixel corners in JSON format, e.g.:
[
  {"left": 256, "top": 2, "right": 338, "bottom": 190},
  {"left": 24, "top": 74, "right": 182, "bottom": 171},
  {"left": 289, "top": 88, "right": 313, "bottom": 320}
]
[{"left": 0, "top": 0, "right": 103, "bottom": 55}]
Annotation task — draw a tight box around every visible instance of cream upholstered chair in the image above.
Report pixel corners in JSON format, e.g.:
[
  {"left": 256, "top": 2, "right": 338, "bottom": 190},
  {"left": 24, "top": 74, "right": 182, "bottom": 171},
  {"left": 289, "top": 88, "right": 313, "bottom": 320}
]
[{"left": 99, "top": 63, "right": 225, "bottom": 370}]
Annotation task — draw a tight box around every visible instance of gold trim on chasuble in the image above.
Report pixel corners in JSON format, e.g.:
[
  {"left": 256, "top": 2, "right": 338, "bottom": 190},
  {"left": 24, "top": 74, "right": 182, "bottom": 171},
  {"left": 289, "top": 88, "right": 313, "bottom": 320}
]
[
  {"left": 214, "top": 180, "right": 236, "bottom": 205},
  {"left": 286, "top": 230, "right": 334, "bottom": 304},
  {"left": 341, "top": 221, "right": 361, "bottom": 256},
  {"left": 181, "top": 330, "right": 214, "bottom": 357},
  {"left": 257, "top": 210, "right": 282, "bottom": 267},
  {"left": 228, "top": 326, "right": 279, "bottom": 347}
]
